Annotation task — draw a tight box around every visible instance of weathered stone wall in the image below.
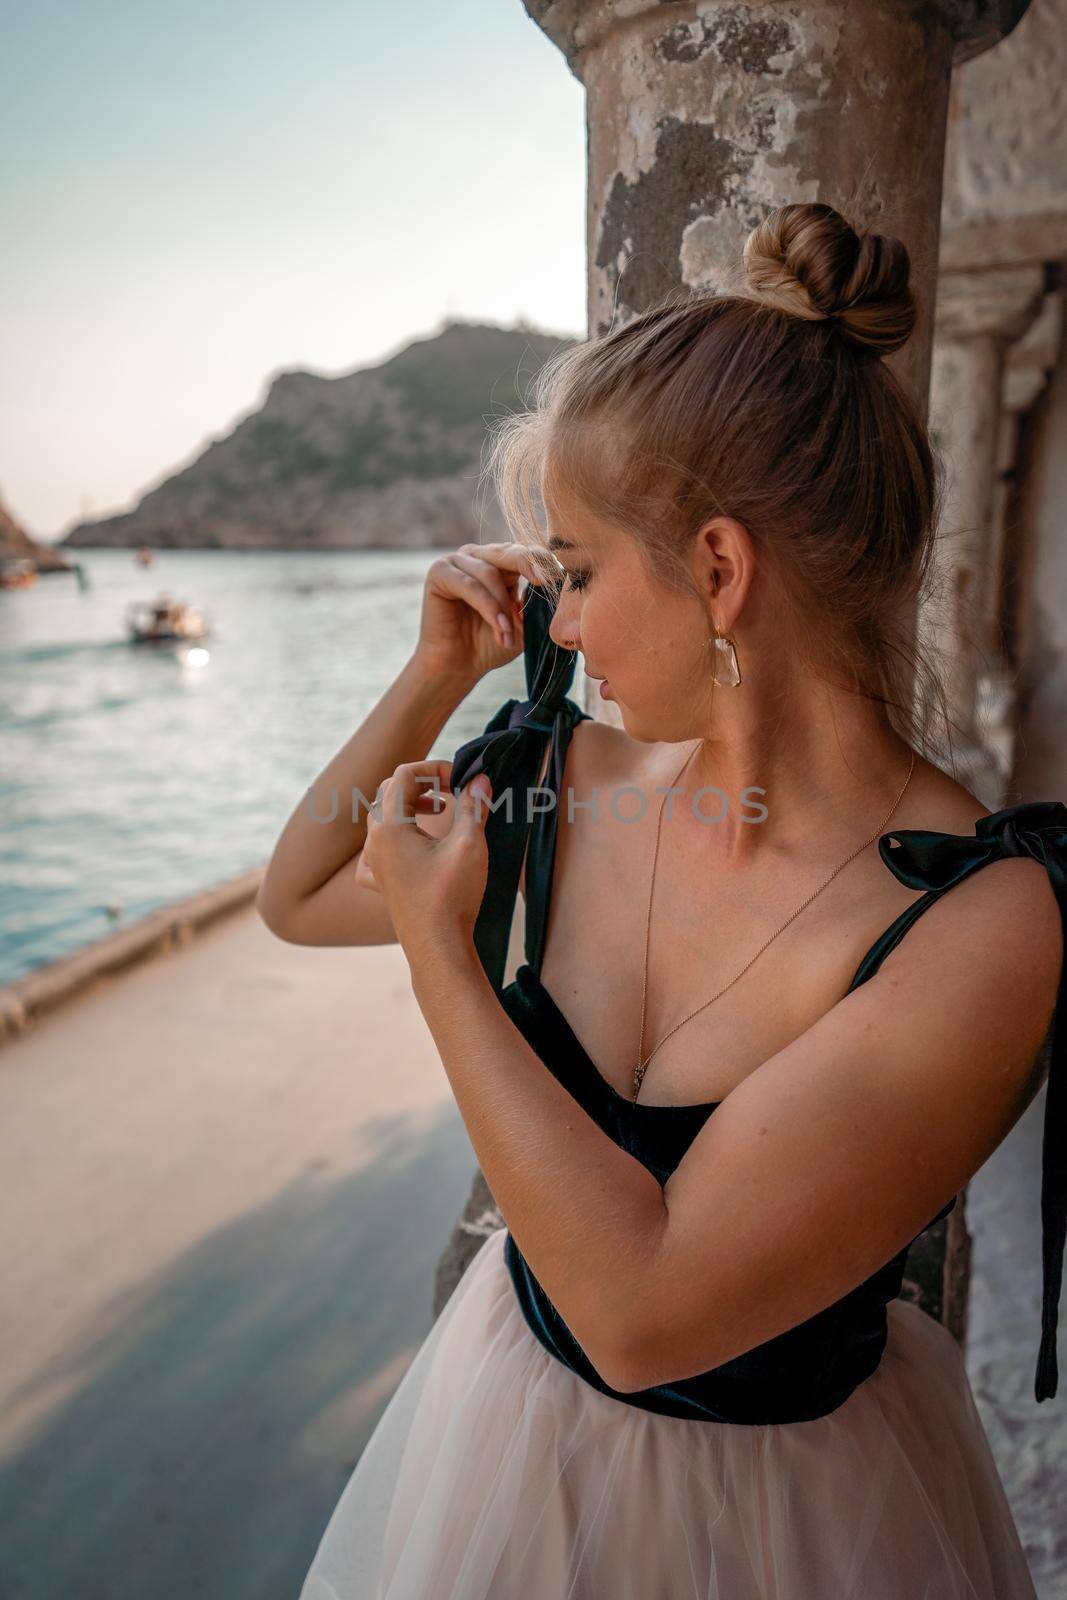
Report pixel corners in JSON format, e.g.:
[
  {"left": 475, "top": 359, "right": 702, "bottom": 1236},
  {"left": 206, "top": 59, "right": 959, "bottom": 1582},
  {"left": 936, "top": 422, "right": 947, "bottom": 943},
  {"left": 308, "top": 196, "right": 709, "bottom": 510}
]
[
  {"left": 941, "top": 0, "right": 1067, "bottom": 269},
  {"left": 1010, "top": 298, "right": 1067, "bottom": 802},
  {"left": 931, "top": 0, "right": 1067, "bottom": 815}
]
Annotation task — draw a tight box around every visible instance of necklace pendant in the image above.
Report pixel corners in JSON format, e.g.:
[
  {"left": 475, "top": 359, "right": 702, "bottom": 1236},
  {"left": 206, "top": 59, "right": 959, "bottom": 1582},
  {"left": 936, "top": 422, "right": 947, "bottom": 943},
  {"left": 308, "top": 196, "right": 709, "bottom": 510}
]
[{"left": 631, "top": 746, "right": 916, "bottom": 1112}]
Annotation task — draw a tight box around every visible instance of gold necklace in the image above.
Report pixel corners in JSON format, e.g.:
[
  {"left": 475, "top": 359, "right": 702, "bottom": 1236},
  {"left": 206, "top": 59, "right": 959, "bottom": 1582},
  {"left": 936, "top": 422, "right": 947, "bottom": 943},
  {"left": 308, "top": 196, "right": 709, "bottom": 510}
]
[{"left": 632, "top": 744, "right": 917, "bottom": 1103}]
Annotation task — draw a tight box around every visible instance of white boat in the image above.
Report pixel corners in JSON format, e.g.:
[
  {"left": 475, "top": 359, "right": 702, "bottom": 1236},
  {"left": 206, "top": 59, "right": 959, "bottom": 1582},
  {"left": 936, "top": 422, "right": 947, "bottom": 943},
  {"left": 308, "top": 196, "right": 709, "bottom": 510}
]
[{"left": 126, "top": 594, "right": 210, "bottom": 644}]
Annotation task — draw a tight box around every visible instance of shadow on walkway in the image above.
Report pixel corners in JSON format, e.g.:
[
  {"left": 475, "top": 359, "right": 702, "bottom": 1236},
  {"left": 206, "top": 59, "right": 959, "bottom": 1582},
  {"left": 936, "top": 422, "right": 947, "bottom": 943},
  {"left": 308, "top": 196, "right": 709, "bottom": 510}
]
[{"left": 0, "top": 1101, "right": 474, "bottom": 1600}]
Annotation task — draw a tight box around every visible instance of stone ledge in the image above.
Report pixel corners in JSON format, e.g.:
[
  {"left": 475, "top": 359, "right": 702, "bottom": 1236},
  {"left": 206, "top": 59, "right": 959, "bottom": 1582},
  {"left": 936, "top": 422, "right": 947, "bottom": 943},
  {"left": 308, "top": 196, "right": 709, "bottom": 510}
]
[
  {"left": 940, "top": 213, "right": 1067, "bottom": 273},
  {"left": 0, "top": 865, "right": 265, "bottom": 1047}
]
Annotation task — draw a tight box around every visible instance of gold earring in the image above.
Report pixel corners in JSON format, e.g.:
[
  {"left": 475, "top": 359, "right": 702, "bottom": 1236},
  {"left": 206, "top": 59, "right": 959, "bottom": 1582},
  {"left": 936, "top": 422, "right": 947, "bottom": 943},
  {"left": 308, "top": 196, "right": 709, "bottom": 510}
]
[{"left": 709, "top": 626, "right": 741, "bottom": 687}]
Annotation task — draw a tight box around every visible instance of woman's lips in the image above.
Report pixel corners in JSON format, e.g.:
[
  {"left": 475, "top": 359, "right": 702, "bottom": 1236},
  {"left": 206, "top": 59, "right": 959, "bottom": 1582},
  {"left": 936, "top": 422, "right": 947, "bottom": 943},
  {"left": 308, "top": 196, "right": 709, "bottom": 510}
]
[{"left": 599, "top": 679, "right": 612, "bottom": 698}]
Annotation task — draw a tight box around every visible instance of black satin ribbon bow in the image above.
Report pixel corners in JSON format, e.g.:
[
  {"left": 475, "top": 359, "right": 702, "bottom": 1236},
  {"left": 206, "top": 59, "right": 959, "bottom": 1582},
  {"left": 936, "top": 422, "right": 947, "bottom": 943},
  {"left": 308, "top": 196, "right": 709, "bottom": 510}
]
[
  {"left": 448, "top": 581, "right": 588, "bottom": 995},
  {"left": 879, "top": 800, "right": 1067, "bottom": 1402}
]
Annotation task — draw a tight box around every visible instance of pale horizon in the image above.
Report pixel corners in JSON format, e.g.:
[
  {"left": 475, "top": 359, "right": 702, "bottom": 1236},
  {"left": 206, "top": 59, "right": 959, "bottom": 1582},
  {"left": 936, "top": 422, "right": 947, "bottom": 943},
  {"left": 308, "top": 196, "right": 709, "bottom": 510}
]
[{"left": 2, "top": 0, "right": 587, "bottom": 544}]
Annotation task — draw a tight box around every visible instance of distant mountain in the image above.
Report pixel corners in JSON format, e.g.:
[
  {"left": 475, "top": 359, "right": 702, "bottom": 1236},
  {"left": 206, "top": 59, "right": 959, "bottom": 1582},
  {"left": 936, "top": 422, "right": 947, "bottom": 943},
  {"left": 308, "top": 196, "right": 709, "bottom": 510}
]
[{"left": 59, "top": 319, "right": 577, "bottom": 551}]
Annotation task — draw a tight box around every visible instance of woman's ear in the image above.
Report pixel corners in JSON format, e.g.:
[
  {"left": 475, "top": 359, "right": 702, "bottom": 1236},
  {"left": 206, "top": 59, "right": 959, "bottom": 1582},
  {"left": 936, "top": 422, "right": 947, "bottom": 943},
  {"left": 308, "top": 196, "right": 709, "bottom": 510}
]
[{"left": 693, "top": 516, "right": 752, "bottom": 626}]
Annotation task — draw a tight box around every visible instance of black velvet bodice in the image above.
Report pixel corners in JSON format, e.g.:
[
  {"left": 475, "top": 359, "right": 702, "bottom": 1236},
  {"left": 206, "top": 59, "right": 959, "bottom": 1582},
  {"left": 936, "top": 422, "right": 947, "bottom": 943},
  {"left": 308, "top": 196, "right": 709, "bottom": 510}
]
[{"left": 449, "top": 581, "right": 1067, "bottom": 1420}]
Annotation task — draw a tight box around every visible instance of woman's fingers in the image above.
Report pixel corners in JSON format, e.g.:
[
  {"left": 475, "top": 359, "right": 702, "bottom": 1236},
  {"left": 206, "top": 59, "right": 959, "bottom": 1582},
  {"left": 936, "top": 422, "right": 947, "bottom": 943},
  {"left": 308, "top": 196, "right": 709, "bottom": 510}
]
[
  {"left": 445, "top": 558, "right": 519, "bottom": 646},
  {"left": 471, "top": 541, "right": 560, "bottom": 601},
  {"left": 455, "top": 771, "right": 493, "bottom": 834},
  {"left": 426, "top": 556, "right": 513, "bottom": 646},
  {"left": 420, "top": 540, "right": 558, "bottom": 662},
  {"left": 374, "top": 761, "right": 454, "bottom": 828},
  {"left": 449, "top": 549, "right": 522, "bottom": 620},
  {"left": 448, "top": 542, "right": 555, "bottom": 633},
  {"left": 354, "top": 850, "right": 380, "bottom": 893},
  {"left": 456, "top": 540, "right": 544, "bottom": 578}
]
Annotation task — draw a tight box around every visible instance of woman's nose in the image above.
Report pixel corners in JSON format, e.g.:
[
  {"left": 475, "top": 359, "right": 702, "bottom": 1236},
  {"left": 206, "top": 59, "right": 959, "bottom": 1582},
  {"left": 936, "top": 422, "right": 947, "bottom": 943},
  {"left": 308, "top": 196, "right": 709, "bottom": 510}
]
[{"left": 548, "top": 596, "right": 581, "bottom": 653}]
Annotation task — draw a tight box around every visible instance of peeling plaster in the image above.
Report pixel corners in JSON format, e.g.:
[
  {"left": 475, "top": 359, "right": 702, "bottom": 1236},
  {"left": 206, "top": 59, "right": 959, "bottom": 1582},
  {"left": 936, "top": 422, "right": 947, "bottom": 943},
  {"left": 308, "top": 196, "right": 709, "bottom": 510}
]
[
  {"left": 602, "top": 5, "right": 841, "bottom": 184},
  {"left": 596, "top": 118, "right": 750, "bottom": 307},
  {"left": 657, "top": 5, "right": 796, "bottom": 74},
  {"left": 594, "top": 8, "right": 838, "bottom": 309}
]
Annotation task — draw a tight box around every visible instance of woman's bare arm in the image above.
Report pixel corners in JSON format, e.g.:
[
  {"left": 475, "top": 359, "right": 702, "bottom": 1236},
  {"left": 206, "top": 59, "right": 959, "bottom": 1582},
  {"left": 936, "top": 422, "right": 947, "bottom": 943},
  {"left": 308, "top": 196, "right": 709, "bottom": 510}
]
[
  {"left": 256, "top": 653, "right": 480, "bottom": 946},
  {"left": 255, "top": 541, "right": 545, "bottom": 947}
]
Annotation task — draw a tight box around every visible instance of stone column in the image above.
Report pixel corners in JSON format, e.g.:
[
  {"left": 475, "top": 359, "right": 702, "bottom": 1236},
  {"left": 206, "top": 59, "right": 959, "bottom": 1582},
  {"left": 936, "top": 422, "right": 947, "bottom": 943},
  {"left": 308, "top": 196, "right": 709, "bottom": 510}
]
[
  {"left": 524, "top": 0, "right": 1027, "bottom": 402},
  {"left": 975, "top": 286, "right": 1065, "bottom": 796},
  {"left": 924, "top": 265, "right": 1046, "bottom": 805},
  {"left": 1009, "top": 293, "right": 1067, "bottom": 800}
]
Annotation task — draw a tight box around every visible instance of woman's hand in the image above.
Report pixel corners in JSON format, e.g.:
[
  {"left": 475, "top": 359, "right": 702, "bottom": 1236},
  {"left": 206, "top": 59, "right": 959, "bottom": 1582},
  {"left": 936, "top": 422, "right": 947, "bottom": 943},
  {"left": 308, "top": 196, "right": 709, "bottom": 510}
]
[
  {"left": 412, "top": 541, "right": 556, "bottom": 681},
  {"left": 355, "top": 758, "right": 494, "bottom": 963}
]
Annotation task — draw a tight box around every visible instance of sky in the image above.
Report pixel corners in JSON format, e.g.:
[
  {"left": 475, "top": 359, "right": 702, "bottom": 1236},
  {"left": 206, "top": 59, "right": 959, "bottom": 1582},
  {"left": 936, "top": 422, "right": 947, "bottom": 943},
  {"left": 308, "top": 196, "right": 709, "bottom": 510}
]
[{"left": 1, "top": 0, "right": 587, "bottom": 542}]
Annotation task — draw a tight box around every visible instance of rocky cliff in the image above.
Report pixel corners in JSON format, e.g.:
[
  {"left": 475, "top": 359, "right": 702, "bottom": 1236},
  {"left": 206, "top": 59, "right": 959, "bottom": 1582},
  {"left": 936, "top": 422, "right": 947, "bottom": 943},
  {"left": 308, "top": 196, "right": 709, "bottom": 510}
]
[
  {"left": 60, "top": 319, "right": 575, "bottom": 551},
  {"left": 0, "top": 494, "right": 72, "bottom": 572}
]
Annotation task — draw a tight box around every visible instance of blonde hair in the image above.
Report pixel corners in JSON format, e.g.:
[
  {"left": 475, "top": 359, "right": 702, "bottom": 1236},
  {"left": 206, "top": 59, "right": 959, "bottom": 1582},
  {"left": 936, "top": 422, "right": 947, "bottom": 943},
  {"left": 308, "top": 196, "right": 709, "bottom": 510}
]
[{"left": 482, "top": 200, "right": 955, "bottom": 766}]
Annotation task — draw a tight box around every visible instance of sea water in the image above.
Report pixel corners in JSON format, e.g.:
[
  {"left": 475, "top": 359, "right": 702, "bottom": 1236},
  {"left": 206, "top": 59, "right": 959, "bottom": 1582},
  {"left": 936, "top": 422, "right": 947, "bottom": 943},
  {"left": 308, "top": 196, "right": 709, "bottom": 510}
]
[{"left": 0, "top": 548, "right": 533, "bottom": 986}]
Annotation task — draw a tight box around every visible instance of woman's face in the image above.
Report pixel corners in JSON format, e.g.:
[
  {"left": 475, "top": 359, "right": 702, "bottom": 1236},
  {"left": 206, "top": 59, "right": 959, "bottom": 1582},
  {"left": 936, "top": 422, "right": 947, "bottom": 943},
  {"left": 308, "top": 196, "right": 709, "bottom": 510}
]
[{"left": 543, "top": 482, "right": 714, "bottom": 743}]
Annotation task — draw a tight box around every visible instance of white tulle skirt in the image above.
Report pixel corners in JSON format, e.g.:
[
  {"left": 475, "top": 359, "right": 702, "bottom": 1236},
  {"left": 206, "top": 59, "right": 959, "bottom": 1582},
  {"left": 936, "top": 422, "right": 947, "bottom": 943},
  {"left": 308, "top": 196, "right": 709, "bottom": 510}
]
[{"left": 298, "top": 1226, "right": 1036, "bottom": 1600}]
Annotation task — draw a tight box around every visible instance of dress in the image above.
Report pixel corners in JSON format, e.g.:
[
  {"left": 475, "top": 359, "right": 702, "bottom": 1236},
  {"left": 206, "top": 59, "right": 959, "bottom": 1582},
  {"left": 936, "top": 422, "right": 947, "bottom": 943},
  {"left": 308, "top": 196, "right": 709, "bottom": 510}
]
[{"left": 299, "top": 583, "right": 1067, "bottom": 1599}]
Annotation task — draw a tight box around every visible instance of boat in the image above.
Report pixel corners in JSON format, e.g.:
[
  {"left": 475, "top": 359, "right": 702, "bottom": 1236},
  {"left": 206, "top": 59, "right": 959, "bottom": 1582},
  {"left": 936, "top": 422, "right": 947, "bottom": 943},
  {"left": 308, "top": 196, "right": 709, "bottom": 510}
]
[
  {"left": 135, "top": 547, "right": 155, "bottom": 567},
  {"left": 0, "top": 558, "right": 38, "bottom": 589},
  {"left": 126, "top": 594, "right": 210, "bottom": 644}
]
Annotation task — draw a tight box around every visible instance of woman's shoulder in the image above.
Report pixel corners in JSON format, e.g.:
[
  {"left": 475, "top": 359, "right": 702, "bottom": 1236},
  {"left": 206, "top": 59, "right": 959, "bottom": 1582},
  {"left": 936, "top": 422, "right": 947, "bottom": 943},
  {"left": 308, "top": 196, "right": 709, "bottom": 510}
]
[
  {"left": 888, "top": 756, "right": 989, "bottom": 836},
  {"left": 887, "top": 762, "right": 1058, "bottom": 899},
  {"left": 866, "top": 756, "right": 1061, "bottom": 919},
  {"left": 878, "top": 760, "right": 1061, "bottom": 992},
  {"left": 566, "top": 720, "right": 694, "bottom": 791}
]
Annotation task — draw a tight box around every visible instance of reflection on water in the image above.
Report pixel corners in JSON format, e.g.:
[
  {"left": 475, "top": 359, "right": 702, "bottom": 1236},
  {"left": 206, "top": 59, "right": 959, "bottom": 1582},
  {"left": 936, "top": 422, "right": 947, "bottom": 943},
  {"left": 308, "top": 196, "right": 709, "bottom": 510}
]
[{"left": 0, "top": 549, "right": 536, "bottom": 986}]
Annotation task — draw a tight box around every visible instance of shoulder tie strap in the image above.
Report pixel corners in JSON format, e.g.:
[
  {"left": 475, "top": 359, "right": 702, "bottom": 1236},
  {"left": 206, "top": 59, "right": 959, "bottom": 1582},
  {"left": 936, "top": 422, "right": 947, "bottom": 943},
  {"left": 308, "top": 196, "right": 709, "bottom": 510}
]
[
  {"left": 879, "top": 800, "right": 1067, "bottom": 1402},
  {"left": 448, "top": 580, "right": 589, "bottom": 995}
]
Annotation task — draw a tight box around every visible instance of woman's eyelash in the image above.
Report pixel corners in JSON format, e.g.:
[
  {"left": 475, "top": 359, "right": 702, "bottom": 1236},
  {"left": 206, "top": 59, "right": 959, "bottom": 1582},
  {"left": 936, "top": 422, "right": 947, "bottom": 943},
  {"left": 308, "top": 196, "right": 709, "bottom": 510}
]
[{"left": 562, "top": 569, "right": 590, "bottom": 592}]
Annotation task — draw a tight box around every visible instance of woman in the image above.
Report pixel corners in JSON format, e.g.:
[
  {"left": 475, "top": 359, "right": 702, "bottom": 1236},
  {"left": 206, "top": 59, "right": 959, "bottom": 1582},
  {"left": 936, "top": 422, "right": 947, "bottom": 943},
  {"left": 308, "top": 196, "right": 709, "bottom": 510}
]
[{"left": 260, "top": 203, "right": 1066, "bottom": 1598}]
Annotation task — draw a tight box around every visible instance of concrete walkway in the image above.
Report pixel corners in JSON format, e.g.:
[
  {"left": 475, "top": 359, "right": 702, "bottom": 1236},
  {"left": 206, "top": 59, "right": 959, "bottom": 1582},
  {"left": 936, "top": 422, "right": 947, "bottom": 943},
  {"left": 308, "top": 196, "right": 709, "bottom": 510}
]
[{"left": 0, "top": 909, "right": 478, "bottom": 1599}]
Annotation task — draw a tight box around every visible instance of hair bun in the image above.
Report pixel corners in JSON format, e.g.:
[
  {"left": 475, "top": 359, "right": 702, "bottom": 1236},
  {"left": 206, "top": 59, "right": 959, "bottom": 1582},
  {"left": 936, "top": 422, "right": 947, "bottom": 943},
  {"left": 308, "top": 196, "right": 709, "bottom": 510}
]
[{"left": 741, "top": 202, "right": 916, "bottom": 359}]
